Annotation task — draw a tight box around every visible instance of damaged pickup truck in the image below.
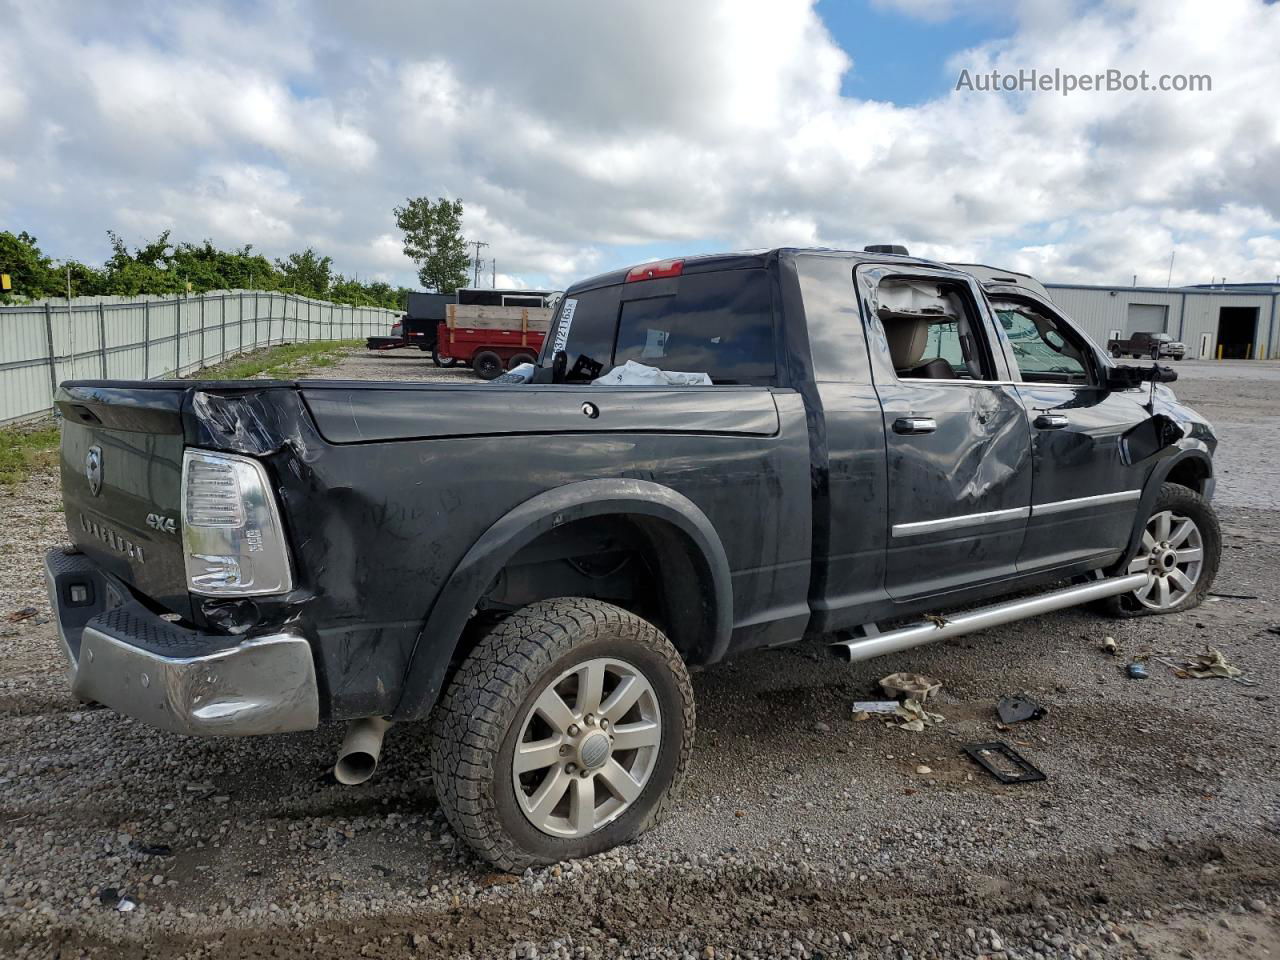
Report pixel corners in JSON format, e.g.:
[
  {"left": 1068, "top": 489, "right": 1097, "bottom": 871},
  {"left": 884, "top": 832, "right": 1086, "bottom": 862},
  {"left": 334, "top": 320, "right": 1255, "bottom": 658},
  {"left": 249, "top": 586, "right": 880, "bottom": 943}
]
[{"left": 47, "top": 247, "right": 1220, "bottom": 870}]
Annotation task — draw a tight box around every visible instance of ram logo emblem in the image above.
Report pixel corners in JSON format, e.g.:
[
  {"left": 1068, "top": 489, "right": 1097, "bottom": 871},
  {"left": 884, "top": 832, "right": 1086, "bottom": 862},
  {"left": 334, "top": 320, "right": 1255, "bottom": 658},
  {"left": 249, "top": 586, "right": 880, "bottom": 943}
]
[{"left": 85, "top": 446, "right": 103, "bottom": 497}]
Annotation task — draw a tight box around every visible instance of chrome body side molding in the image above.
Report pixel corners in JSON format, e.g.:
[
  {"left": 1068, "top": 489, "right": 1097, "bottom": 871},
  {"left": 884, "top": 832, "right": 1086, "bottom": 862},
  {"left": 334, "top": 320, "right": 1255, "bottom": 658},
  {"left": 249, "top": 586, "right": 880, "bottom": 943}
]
[{"left": 891, "top": 490, "right": 1142, "bottom": 538}]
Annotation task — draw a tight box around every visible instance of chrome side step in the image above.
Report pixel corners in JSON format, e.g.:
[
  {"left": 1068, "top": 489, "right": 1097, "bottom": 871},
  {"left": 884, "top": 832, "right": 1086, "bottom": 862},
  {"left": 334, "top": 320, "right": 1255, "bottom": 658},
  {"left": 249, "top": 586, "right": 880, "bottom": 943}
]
[{"left": 830, "top": 572, "right": 1151, "bottom": 663}]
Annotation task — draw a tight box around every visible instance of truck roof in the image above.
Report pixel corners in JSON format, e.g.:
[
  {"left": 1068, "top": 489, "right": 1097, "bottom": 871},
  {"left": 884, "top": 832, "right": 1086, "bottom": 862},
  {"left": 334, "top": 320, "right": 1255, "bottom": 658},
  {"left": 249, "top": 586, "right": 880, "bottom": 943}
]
[{"left": 566, "top": 248, "right": 1045, "bottom": 297}]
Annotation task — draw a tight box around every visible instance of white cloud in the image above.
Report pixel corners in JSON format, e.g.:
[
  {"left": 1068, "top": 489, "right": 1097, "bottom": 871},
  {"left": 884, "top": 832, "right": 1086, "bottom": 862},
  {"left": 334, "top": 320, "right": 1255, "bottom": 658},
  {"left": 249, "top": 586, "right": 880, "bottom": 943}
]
[{"left": 0, "top": 0, "right": 1277, "bottom": 291}]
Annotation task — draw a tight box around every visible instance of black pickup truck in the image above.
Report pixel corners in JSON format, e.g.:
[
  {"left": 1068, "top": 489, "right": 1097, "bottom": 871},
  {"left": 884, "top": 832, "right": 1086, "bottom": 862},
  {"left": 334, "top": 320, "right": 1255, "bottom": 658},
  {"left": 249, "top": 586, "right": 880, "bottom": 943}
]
[
  {"left": 46, "top": 248, "right": 1220, "bottom": 870},
  {"left": 1108, "top": 330, "right": 1187, "bottom": 360}
]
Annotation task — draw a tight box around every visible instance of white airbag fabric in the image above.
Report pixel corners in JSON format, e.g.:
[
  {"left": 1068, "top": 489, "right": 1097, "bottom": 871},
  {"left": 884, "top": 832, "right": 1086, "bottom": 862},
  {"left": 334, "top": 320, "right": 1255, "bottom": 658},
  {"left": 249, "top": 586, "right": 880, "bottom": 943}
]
[{"left": 592, "top": 360, "right": 712, "bottom": 386}]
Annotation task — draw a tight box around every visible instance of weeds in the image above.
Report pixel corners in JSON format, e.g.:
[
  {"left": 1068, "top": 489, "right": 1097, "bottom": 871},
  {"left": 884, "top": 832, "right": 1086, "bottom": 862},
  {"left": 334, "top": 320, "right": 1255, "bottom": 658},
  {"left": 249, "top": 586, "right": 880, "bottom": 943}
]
[
  {"left": 188, "top": 339, "right": 359, "bottom": 381},
  {"left": 0, "top": 423, "right": 60, "bottom": 485}
]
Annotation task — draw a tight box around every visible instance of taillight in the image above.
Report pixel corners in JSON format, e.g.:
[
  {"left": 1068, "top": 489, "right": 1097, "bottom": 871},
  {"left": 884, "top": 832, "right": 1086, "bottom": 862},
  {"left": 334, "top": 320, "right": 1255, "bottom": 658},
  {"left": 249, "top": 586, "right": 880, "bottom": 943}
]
[
  {"left": 181, "top": 450, "right": 293, "bottom": 596},
  {"left": 625, "top": 259, "right": 683, "bottom": 283}
]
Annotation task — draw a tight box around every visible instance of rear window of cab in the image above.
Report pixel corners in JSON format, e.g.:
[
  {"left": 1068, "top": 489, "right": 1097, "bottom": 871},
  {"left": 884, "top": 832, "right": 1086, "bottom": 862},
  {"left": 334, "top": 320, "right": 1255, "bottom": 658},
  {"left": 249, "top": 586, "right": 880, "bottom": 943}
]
[{"left": 545, "top": 269, "right": 777, "bottom": 384}]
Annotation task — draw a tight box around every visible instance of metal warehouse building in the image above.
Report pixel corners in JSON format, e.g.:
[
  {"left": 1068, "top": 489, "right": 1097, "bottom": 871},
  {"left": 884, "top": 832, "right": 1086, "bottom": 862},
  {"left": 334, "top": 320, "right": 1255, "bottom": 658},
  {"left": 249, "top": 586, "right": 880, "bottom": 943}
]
[{"left": 1044, "top": 281, "right": 1280, "bottom": 360}]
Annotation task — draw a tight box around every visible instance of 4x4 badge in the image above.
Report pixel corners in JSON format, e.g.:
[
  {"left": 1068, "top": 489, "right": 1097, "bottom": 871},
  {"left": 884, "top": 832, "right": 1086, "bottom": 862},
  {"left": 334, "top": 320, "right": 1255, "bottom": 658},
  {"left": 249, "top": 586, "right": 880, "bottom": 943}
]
[
  {"left": 146, "top": 513, "right": 177, "bottom": 535},
  {"left": 85, "top": 446, "right": 103, "bottom": 497}
]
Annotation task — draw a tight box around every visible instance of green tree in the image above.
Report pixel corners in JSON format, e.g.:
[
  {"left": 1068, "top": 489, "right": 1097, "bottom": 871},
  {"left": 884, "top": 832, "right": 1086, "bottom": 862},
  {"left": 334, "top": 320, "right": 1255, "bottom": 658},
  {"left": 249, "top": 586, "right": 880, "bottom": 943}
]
[
  {"left": 275, "top": 248, "right": 333, "bottom": 298},
  {"left": 0, "top": 231, "right": 60, "bottom": 301},
  {"left": 172, "top": 240, "right": 276, "bottom": 293},
  {"left": 102, "top": 230, "right": 183, "bottom": 296},
  {"left": 2, "top": 227, "right": 418, "bottom": 305},
  {"left": 393, "top": 196, "right": 469, "bottom": 293}
]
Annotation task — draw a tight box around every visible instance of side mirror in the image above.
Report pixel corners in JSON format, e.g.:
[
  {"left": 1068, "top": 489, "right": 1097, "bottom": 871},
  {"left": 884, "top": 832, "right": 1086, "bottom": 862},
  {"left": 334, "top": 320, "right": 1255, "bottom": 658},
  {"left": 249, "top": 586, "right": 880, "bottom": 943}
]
[{"left": 1106, "top": 362, "right": 1177, "bottom": 390}]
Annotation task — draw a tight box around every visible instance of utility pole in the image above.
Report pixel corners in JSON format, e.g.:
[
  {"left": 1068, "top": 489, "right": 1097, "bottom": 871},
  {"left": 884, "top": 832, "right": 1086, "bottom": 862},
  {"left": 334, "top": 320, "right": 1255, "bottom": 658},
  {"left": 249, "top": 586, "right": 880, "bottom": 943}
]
[
  {"left": 470, "top": 240, "right": 489, "bottom": 288},
  {"left": 491, "top": 259, "right": 496, "bottom": 288},
  {"left": 1166, "top": 250, "right": 1175, "bottom": 290},
  {"left": 66, "top": 264, "right": 77, "bottom": 375}
]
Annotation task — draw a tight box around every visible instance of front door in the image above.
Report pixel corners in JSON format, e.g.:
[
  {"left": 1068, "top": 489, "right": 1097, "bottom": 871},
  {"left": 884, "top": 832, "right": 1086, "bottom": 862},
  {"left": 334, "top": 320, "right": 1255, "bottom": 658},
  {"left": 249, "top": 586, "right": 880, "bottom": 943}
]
[
  {"left": 988, "top": 294, "right": 1151, "bottom": 571},
  {"left": 857, "top": 266, "right": 1034, "bottom": 600}
]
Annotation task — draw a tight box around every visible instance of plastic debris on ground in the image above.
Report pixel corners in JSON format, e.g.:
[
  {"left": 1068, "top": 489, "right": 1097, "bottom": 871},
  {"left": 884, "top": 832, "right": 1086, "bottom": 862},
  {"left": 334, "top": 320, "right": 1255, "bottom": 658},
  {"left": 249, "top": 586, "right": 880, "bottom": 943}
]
[
  {"left": 1183, "top": 647, "right": 1242, "bottom": 679},
  {"left": 1127, "top": 662, "right": 1150, "bottom": 679},
  {"left": 962, "top": 742, "right": 1047, "bottom": 784},
  {"left": 1101, "top": 636, "right": 1118, "bottom": 655},
  {"left": 851, "top": 700, "right": 899, "bottom": 721},
  {"left": 1152, "top": 647, "right": 1256, "bottom": 685},
  {"left": 592, "top": 360, "right": 712, "bottom": 386},
  {"left": 889, "top": 698, "right": 945, "bottom": 733},
  {"left": 879, "top": 672, "right": 941, "bottom": 702},
  {"left": 996, "top": 694, "right": 1046, "bottom": 725}
]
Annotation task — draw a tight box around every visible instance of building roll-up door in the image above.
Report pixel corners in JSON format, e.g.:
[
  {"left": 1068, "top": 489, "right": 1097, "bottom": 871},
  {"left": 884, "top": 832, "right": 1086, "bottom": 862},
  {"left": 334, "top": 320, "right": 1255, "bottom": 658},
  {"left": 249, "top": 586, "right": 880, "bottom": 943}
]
[{"left": 1125, "top": 303, "right": 1168, "bottom": 335}]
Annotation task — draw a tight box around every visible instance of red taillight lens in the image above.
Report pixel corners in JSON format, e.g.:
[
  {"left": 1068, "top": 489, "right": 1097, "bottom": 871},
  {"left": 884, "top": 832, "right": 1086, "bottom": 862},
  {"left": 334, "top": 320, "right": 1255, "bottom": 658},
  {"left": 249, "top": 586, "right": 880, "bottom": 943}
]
[{"left": 625, "top": 259, "right": 684, "bottom": 283}]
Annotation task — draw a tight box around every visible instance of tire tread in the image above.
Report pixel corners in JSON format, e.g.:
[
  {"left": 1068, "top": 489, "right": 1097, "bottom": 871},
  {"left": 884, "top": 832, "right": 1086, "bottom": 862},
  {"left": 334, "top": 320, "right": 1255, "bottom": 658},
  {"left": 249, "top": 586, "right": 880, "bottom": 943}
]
[{"left": 429, "top": 598, "right": 694, "bottom": 871}]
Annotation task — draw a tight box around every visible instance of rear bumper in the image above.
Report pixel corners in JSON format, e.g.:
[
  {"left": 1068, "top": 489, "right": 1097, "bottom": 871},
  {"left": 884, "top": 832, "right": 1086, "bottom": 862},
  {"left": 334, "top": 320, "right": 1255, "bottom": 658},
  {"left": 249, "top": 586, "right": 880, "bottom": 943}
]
[{"left": 45, "top": 548, "right": 319, "bottom": 737}]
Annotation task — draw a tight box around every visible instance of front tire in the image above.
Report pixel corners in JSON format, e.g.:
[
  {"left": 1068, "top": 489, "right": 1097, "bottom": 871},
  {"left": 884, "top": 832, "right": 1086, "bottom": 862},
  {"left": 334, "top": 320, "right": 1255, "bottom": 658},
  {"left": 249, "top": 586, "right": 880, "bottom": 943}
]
[
  {"left": 430, "top": 599, "right": 695, "bottom": 871},
  {"left": 1099, "top": 482, "right": 1221, "bottom": 618},
  {"left": 431, "top": 346, "right": 458, "bottom": 368}
]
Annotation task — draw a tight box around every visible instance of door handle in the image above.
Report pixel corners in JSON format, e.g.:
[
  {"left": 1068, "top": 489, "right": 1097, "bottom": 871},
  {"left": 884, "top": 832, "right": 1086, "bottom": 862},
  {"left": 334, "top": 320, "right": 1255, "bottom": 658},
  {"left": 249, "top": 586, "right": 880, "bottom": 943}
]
[
  {"left": 893, "top": 417, "right": 937, "bottom": 435},
  {"left": 1034, "top": 414, "right": 1069, "bottom": 430}
]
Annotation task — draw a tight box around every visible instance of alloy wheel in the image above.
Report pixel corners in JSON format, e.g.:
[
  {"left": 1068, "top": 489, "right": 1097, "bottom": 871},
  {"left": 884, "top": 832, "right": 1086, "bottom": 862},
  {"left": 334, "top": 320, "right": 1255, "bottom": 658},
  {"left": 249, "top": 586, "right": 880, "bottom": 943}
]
[
  {"left": 1126, "top": 509, "right": 1204, "bottom": 610},
  {"left": 512, "top": 657, "right": 662, "bottom": 838}
]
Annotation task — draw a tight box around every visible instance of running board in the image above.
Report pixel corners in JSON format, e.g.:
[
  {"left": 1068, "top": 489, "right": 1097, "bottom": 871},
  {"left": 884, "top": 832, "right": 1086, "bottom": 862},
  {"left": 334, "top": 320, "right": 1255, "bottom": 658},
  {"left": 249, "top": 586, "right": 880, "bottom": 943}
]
[{"left": 830, "top": 572, "right": 1152, "bottom": 663}]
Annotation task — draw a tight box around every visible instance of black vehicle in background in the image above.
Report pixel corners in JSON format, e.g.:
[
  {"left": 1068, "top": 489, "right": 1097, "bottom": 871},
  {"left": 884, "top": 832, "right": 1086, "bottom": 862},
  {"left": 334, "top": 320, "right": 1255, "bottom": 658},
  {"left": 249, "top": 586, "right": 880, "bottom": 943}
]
[
  {"left": 1108, "top": 330, "right": 1187, "bottom": 360},
  {"left": 46, "top": 247, "right": 1220, "bottom": 872}
]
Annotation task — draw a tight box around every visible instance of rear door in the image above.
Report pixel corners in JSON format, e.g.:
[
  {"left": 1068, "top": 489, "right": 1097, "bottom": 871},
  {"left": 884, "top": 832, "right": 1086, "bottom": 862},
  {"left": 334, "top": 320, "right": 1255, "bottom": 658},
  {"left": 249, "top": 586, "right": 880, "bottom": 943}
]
[
  {"left": 987, "top": 293, "right": 1151, "bottom": 571},
  {"left": 57, "top": 385, "right": 191, "bottom": 616},
  {"left": 857, "top": 265, "right": 1033, "bottom": 600}
]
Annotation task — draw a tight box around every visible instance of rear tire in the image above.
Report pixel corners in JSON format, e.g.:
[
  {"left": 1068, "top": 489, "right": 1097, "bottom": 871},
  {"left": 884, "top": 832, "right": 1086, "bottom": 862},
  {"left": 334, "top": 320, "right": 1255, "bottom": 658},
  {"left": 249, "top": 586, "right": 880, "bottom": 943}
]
[
  {"left": 472, "top": 350, "right": 505, "bottom": 380},
  {"left": 429, "top": 599, "right": 695, "bottom": 872},
  {"left": 508, "top": 352, "right": 537, "bottom": 369},
  {"left": 1110, "top": 347, "right": 1121, "bottom": 359},
  {"left": 1097, "top": 482, "right": 1220, "bottom": 618}
]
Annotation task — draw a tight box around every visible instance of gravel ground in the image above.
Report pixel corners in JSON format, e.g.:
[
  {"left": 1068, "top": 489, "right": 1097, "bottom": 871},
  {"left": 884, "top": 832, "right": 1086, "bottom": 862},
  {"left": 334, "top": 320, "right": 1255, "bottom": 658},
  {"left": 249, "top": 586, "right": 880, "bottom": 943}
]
[{"left": 1, "top": 351, "right": 1277, "bottom": 959}]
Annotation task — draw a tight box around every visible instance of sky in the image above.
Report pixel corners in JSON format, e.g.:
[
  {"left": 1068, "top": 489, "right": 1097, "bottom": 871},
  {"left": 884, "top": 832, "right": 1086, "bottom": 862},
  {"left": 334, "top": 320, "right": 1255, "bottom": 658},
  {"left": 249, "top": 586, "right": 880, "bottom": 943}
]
[{"left": 1, "top": 0, "right": 1278, "bottom": 292}]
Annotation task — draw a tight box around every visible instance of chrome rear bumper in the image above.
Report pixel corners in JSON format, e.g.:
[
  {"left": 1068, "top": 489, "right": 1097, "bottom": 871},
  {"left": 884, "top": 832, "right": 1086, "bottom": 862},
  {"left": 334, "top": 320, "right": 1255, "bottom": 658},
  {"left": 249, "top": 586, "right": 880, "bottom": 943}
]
[{"left": 45, "top": 549, "right": 318, "bottom": 737}]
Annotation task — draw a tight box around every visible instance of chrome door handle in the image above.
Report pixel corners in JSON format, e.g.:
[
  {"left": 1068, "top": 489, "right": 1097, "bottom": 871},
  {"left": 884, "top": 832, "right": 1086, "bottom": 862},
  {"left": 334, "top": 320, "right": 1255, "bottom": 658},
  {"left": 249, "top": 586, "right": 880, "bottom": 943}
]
[
  {"left": 1034, "top": 414, "right": 1069, "bottom": 430},
  {"left": 893, "top": 417, "right": 937, "bottom": 435}
]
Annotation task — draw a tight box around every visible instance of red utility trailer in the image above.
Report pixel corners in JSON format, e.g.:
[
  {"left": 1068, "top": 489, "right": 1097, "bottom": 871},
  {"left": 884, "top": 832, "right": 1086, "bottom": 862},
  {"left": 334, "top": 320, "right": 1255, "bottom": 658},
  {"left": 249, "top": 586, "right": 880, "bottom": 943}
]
[{"left": 436, "top": 303, "right": 551, "bottom": 380}]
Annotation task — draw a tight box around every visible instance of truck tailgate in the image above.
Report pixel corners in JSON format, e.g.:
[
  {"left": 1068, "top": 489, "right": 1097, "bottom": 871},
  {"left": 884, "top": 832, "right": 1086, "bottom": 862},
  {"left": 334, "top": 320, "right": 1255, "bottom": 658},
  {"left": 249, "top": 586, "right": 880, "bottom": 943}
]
[{"left": 56, "top": 384, "right": 191, "bottom": 617}]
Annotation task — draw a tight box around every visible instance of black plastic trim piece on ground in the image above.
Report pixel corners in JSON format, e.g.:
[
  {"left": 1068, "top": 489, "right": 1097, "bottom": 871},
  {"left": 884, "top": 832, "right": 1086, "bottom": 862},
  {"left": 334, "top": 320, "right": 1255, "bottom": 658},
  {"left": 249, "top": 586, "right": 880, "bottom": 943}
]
[{"left": 963, "top": 741, "right": 1047, "bottom": 784}]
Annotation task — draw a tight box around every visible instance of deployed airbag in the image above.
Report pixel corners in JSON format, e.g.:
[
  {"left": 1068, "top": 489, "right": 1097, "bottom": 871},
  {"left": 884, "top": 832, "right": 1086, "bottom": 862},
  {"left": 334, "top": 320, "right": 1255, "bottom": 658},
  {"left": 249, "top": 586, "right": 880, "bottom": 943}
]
[{"left": 592, "top": 360, "right": 712, "bottom": 387}]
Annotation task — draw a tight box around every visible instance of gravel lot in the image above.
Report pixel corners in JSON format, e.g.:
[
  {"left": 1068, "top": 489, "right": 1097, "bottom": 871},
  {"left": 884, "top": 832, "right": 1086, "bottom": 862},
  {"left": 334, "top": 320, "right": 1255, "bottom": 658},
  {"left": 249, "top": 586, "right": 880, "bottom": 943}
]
[{"left": 1, "top": 351, "right": 1277, "bottom": 959}]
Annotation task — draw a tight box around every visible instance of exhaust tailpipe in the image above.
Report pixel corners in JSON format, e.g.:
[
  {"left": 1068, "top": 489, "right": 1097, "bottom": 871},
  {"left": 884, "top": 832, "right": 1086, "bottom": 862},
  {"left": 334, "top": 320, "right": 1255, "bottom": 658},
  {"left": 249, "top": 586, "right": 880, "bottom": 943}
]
[{"left": 334, "top": 717, "right": 393, "bottom": 785}]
